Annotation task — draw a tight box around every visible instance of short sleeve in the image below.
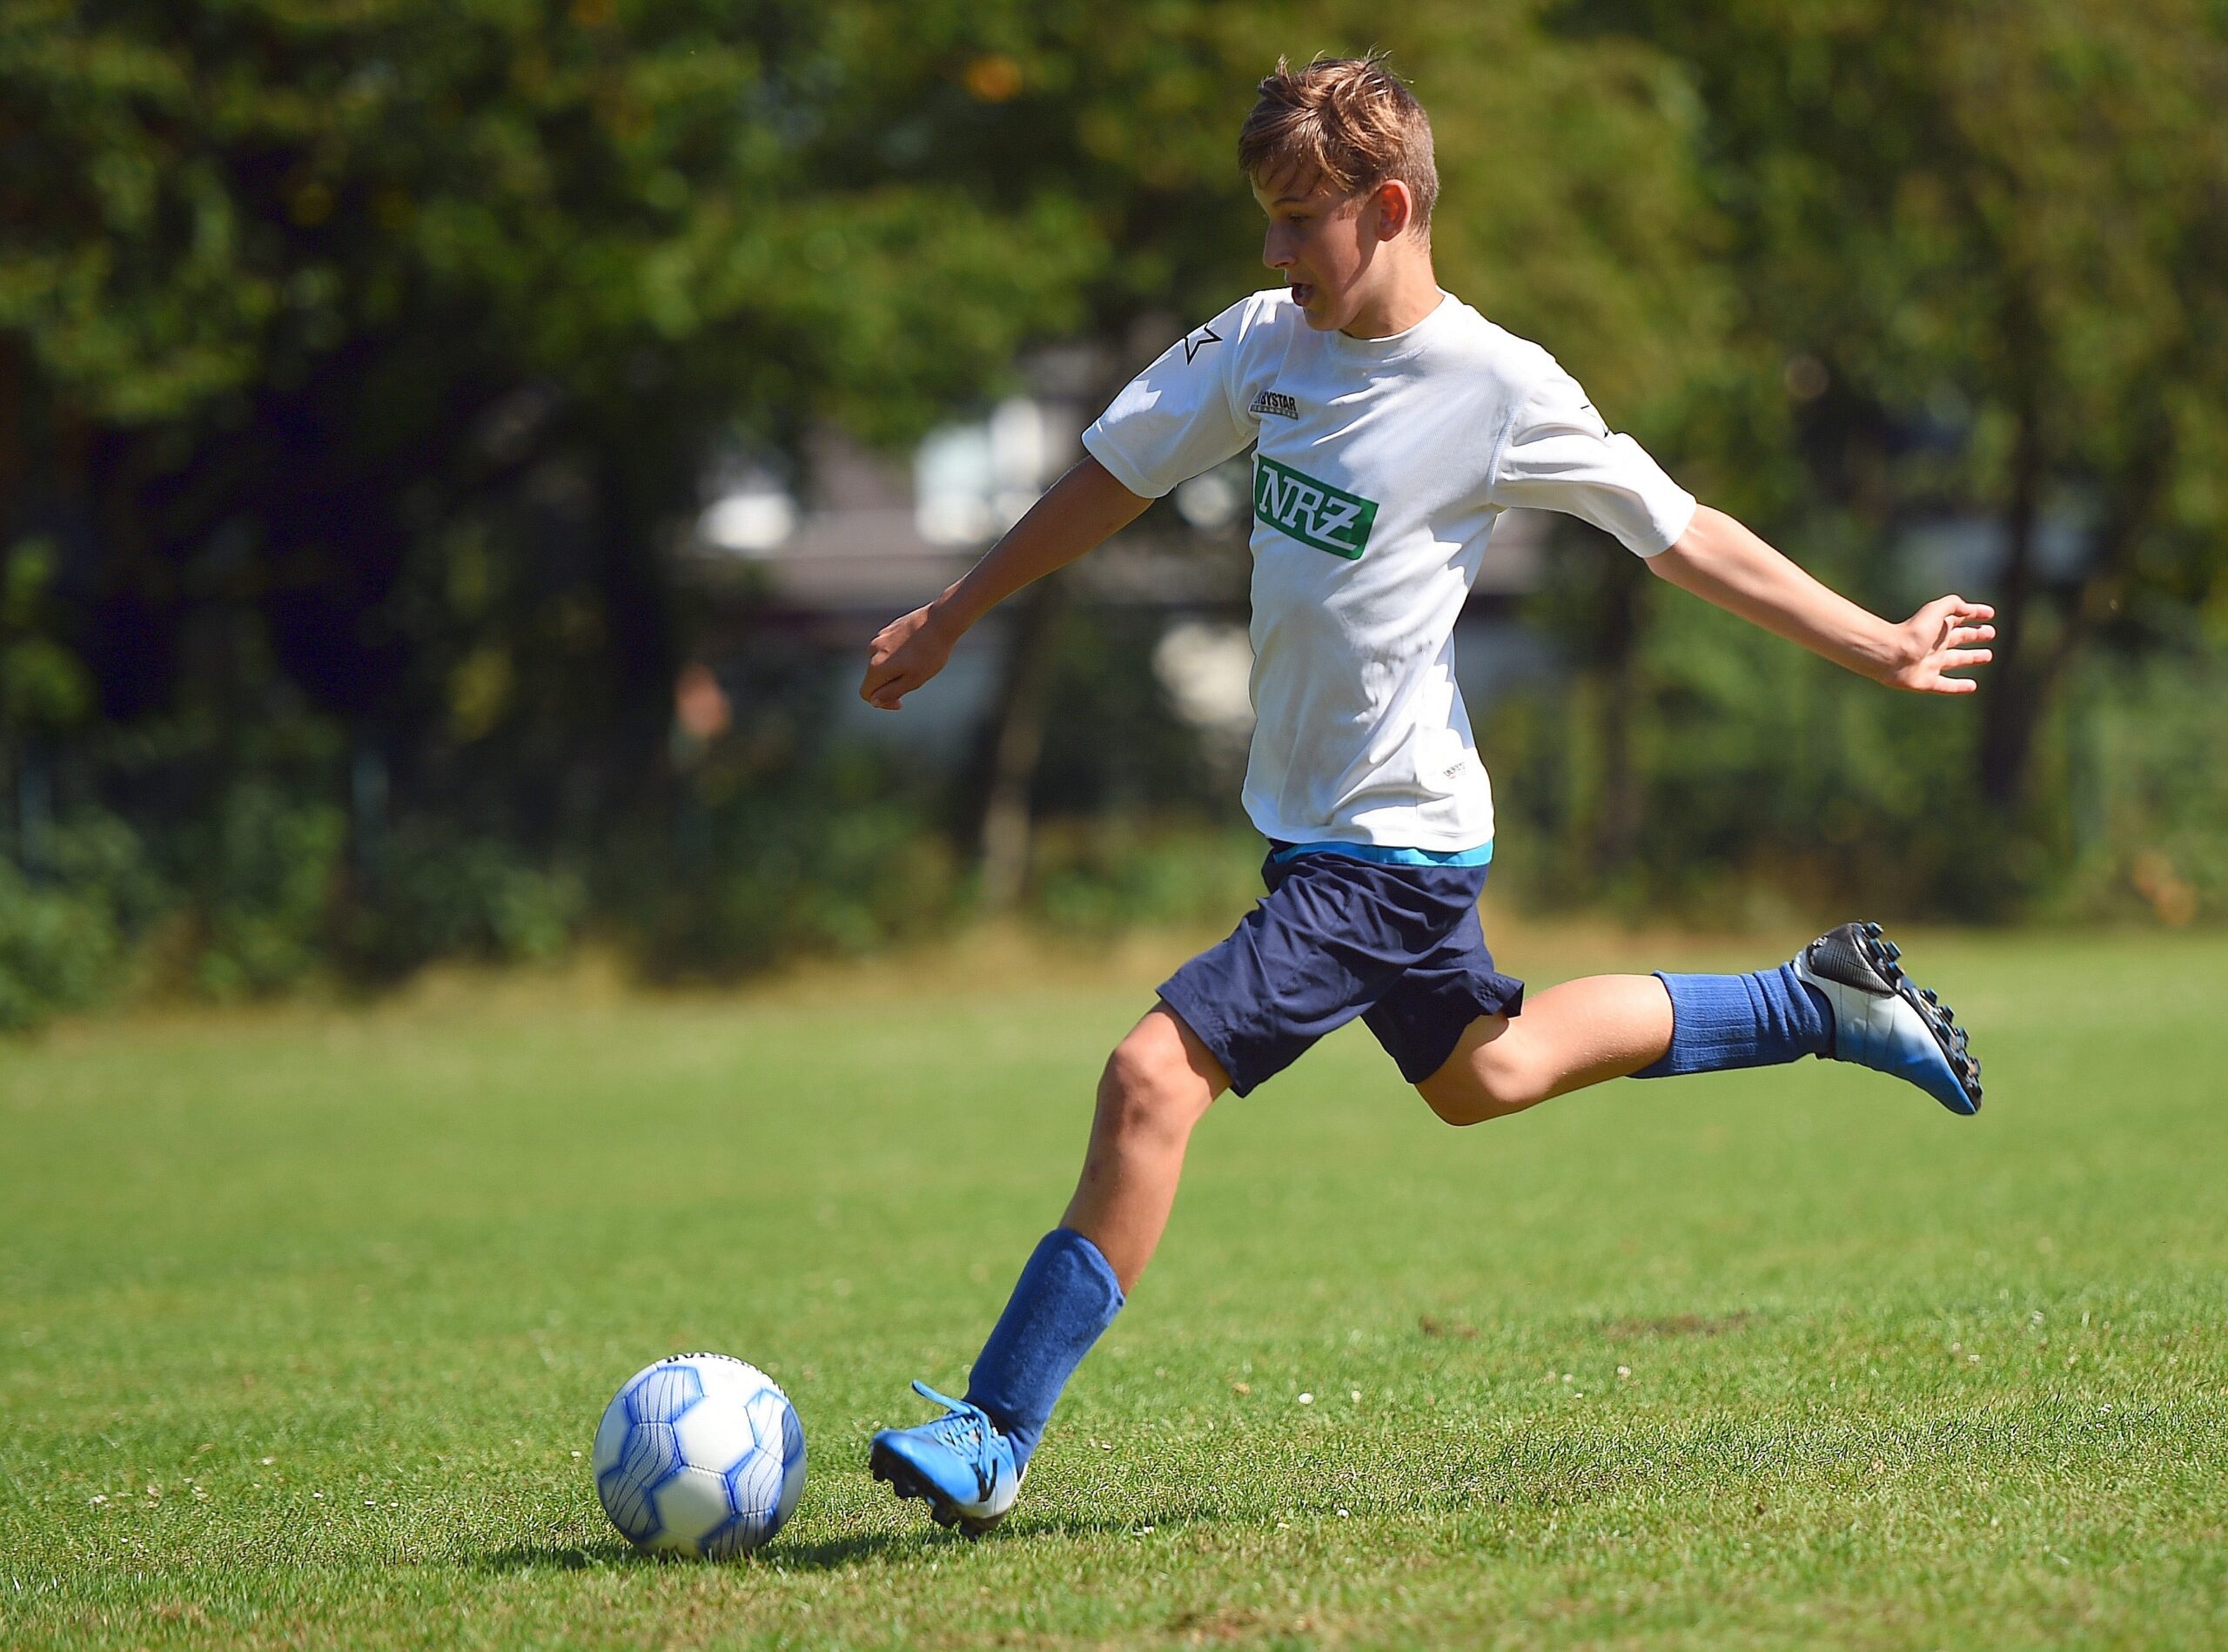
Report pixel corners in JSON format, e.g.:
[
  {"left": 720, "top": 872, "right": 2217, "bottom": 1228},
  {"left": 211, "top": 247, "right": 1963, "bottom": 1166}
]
[
  {"left": 1486, "top": 366, "right": 1696, "bottom": 556},
  {"left": 1081, "top": 300, "right": 1256, "bottom": 500}
]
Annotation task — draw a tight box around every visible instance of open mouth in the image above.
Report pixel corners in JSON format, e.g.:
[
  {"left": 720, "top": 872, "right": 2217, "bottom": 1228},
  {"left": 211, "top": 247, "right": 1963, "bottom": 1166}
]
[{"left": 1289, "top": 281, "right": 1315, "bottom": 306}]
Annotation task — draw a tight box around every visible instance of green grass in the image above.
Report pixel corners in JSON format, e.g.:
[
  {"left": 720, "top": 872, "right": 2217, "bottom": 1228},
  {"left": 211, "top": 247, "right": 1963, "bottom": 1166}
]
[{"left": 3, "top": 927, "right": 2226, "bottom": 1649}]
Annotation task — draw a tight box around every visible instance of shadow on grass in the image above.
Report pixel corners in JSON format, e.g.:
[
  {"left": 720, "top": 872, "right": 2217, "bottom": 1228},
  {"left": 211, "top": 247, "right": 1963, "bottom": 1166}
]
[
  {"left": 478, "top": 1541, "right": 645, "bottom": 1573},
  {"left": 477, "top": 1506, "right": 1219, "bottom": 1576}
]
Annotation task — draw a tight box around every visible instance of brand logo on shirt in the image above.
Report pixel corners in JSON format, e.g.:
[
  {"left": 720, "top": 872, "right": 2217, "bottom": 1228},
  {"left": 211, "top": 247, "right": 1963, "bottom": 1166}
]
[
  {"left": 1181, "top": 324, "right": 1222, "bottom": 365},
  {"left": 1250, "top": 389, "right": 1299, "bottom": 420},
  {"left": 1252, "top": 454, "right": 1379, "bottom": 560}
]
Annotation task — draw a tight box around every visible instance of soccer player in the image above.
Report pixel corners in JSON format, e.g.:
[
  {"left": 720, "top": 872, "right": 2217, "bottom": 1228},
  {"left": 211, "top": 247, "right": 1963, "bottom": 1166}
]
[{"left": 857, "top": 55, "right": 1992, "bottom": 1534}]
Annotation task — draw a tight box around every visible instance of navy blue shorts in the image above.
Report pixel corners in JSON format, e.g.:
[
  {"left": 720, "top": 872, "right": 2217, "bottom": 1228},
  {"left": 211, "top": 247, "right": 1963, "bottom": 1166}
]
[{"left": 1158, "top": 847, "right": 1526, "bottom": 1097}]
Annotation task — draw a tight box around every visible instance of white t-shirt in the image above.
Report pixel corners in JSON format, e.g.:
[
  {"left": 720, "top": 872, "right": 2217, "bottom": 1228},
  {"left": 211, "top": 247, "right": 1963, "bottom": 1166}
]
[{"left": 1082, "top": 287, "right": 1696, "bottom": 853}]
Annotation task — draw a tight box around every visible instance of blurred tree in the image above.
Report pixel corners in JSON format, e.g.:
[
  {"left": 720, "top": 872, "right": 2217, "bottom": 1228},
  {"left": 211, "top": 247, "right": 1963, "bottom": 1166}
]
[
  {"left": 0, "top": 0, "right": 1097, "bottom": 863},
  {"left": 1581, "top": 0, "right": 2228, "bottom": 818}
]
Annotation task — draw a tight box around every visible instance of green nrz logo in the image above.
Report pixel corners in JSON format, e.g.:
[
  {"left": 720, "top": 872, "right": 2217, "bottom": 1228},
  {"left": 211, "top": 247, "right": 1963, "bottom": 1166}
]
[{"left": 1252, "top": 453, "right": 1379, "bottom": 560}]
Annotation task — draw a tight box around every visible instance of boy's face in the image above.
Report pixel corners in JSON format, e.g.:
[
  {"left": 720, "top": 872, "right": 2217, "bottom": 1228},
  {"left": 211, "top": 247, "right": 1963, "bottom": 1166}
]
[{"left": 1252, "top": 169, "right": 1418, "bottom": 332}]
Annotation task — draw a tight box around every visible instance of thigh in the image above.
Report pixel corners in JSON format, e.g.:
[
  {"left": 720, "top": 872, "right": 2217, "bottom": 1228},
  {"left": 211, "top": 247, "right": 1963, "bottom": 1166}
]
[
  {"left": 1361, "top": 901, "right": 1527, "bottom": 1085},
  {"left": 1156, "top": 856, "right": 1434, "bottom": 1098}
]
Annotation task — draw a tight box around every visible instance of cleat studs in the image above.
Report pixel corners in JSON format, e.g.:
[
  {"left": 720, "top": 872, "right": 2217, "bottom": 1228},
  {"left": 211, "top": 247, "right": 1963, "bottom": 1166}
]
[
  {"left": 1921, "top": 988, "right": 1938, "bottom": 1004},
  {"left": 1882, "top": 942, "right": 1901, "bottom": 960},
  {"left": 1863, "top": 921, "right": 1882, "bottom": 937}
]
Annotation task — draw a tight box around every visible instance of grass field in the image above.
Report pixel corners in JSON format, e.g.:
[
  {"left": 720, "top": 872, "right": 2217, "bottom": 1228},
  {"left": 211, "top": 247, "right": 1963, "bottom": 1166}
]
[{"left": 3, "top": 923, "right": 2226, "bottom": 1649}]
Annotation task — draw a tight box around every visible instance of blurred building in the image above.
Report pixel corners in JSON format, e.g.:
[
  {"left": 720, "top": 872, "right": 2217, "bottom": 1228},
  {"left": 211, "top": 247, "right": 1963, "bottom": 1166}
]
[{"left": 677, "top": 385, "right": 1561, "bottom": 769}]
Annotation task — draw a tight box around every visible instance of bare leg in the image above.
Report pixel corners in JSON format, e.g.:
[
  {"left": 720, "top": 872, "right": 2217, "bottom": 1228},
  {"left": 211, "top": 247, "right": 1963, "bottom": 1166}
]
[
  {"left": 1058, "top": 1004, "right": 1228, "bottom": 1292},
  {"left": 1416, "top": 973, "right": 1674, "bottom": 1125}
]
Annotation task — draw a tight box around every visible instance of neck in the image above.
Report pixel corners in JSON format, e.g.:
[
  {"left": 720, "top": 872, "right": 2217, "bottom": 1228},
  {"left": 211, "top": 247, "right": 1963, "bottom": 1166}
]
[{"left": 1340, "top": 248, "right": 1441, "bottom": 339}]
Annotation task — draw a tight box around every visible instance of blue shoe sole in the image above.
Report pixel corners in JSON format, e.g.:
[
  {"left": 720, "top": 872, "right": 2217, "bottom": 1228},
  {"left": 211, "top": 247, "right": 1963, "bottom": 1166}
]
[
  {"left": 869, "top": 1436, "right": 1007, "bottom": 1538},
  {"left": 1856, "top": 921, "right": 1983, "bottom": 1115}
]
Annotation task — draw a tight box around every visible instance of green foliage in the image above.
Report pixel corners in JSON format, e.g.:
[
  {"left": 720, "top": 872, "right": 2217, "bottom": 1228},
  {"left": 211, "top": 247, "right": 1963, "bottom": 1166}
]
[
  {"left": 0, "top": 807, "right": 170, "bottom": 1031},
  {"left": 1490, "top": 541, "right": 2228, "bottom": 927},
  {"left": 0, "top": 537, "right": 92, "bottom": 733},
  {"left": 184, "top": 779, "right": 348, "bottom": 999},
  {"left": 0, "top": 859, "right": 122, "bottom": 1032},
  {"left": 615, "top": 753, "right": 960, "bottom": 979},
  {"left": 41, "top": 808, "right": 173, "bottom": 936},
  {"left": 0, "top": 0, "right": 1094, "bottom": 431},
  {"left": 1575, "top": 0, "right": 2228, "bottom": 806},
  {"left": 0, "top": 0, "right": 1121, "bottom": 931},
  {"left": 343, "top": 823, "right": 587, "bottom": 980},
  {"left": 1030, "top": 822, "right": 1265, "bottom": 935},
  {"left": 1030, "top": 604, "right": 1244, "bottom": 821},
  {"left": 2064, "top": 650, "right": 2228, "bottom": 926}
]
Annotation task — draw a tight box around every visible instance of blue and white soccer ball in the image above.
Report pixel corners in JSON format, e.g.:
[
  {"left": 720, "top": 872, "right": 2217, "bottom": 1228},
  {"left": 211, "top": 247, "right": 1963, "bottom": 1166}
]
[{"left": 593, "top": 1353, "right": 806, "bottom": 1558}]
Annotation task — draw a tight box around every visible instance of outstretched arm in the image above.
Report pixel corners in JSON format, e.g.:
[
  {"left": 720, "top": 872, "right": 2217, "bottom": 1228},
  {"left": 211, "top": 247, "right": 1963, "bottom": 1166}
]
[
  {"left": 1649, "top": 505, "right": 1996, "bottom": 694},
  {"left": 861, "top": 455, "right": 1151, "bottom": 710}
]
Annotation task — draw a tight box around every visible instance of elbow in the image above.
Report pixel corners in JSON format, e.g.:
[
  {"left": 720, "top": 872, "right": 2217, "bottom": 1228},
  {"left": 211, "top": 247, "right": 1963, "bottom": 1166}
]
[
  {"left": 1648, "top": 503, "right": 1725, "bottom": 582},
  {"left": 1645, "top": 538, "right": 1694, "bottom": 584}
]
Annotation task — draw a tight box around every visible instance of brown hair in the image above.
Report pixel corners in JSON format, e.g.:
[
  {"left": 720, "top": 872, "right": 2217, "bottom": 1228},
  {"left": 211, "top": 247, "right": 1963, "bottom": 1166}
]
[{"left": 1238, "top": 52, "right": 1438, "bottom": 234}]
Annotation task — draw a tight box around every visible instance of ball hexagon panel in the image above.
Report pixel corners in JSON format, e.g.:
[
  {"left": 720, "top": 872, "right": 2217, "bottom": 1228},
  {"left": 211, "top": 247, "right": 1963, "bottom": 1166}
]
[
  {"left": 591, "top": 1392, "right": 633, "bottom": 1471},
  {"left": 702, "top": 1502, "right": 777, "bottom": 1561},
  {"left": 597, "top": 1465, "right": 658, "bottom": 1544},
  {"left": 671, "top": 1394, "right": 759, "bottom": 1475},
  {"left": 724, "top": 1446, "right": 783, "bottom": 1521},
  {"left": 596, "top": 1418, "right": 684, "bottom": 1543},
  {"left": 626, "top": 1362, "right": 706, "bottom": 1427},
  {"left": 648, "top": 1465, "right": 735, "bottom": 1554},
  {"left": 694, "top": 1355, "right": 764, "bottom": 1405},
  {"left": 776, "top": 1406, "right": 807, "bottom": 1519},
  {"left": 743, "top": 1388, "right": 789, "bottom": 1453}
]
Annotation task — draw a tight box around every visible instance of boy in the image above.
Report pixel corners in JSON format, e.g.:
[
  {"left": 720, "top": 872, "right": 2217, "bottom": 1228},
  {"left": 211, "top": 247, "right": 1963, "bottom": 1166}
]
[{"left": 857, "top": 55, "right": 1992, "bottom": 1534}]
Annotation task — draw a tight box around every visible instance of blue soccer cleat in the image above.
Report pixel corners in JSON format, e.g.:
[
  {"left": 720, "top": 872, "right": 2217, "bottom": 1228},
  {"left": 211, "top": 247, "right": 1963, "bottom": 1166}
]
[
  {"left": 1793, "top": 921, "right": 1982, "bottom": 1115},
  {"left": 869, "top": 1380, "right": 1022, "bottom": 1536}
]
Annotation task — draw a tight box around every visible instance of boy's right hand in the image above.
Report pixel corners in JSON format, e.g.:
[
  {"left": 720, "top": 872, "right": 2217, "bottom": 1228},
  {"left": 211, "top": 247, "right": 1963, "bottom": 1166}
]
[
  {"left": 861, "top": 603, "right": 956, "bottom": 710},
  {"left": 856, "top": 457, "right": 1147, "bottom": 711}
]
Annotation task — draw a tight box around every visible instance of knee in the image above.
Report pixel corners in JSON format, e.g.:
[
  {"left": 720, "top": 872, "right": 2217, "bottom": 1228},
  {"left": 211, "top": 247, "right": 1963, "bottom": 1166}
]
[
  {"left": 1417, "top": 1078, "right": 1512, "bottom": 1127},
  {"left": 1416, "top": 1041, "right": 1548, "bottom": 1127},
  {"left": 1094, "top": 1031, "right": 1199, "bottom": 1152}
]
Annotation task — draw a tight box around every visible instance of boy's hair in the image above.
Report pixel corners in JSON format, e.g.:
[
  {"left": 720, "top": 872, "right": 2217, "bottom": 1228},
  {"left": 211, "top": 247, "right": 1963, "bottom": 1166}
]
[{"left": 1238, "top": 52, "right": 1438, "bottom": 234}]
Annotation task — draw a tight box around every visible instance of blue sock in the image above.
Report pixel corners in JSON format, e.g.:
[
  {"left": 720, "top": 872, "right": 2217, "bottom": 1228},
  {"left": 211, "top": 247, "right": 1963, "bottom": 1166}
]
[
  {"left": 964, "top": 1228, "right": 1124, "bottom": 1473},
  {"left": 1634, "top": 965, "right": 1834, "bottom": 1078}
]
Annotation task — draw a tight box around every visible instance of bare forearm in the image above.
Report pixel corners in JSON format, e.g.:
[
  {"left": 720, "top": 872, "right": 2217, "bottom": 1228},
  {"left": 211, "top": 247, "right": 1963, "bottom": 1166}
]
[
  {"left": 1648, "top": 506, "right": 1900, "bottom": 677},
  {"left": 861, "top": 453, "right": 1152, "bottom": 710},
  {"left": 1647, "top": 505, "right": 1996, "bottom": 696},
  {"left": 931, "top": 455, "right": 1151, "bottom": 635}
]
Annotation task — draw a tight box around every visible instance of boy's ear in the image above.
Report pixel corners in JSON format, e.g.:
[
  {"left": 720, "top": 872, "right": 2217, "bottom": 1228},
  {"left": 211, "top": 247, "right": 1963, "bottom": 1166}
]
[{"left": 1370, "top": 179, "right": 1417, "bottom": 241}]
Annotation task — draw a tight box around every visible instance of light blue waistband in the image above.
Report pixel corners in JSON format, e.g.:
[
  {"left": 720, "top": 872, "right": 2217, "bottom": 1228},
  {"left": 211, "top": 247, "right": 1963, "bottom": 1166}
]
[{"left": 1268, "top": 840, "right": 1495, "bottom": 869}]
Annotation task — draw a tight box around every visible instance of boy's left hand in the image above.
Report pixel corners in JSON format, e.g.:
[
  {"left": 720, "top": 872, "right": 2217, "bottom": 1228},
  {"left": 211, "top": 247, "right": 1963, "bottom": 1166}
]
[
  {"left": 1882, "top": 596, "right": 1996, "bottom": 694},
  {"left": 862, "top": 602, "right": 956, "bottom": 710}
]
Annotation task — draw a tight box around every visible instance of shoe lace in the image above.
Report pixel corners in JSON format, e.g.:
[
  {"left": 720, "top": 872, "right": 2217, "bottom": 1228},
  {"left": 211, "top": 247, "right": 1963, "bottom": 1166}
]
[{"left": 910, "top": 1380, "right": 1000, "bottom": 1463}]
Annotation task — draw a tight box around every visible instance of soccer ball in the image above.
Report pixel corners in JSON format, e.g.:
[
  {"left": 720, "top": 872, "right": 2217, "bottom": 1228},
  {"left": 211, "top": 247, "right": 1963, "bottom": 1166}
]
[{"left": 592, "top": 1353, "right": 806, "bottom": 1558}]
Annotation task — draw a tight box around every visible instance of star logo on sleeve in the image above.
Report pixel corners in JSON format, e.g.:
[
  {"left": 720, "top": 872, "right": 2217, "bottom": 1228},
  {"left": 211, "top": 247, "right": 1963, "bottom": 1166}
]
[{"left": 1181, "top": 324, "right": 1222, "bottom": 365}]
